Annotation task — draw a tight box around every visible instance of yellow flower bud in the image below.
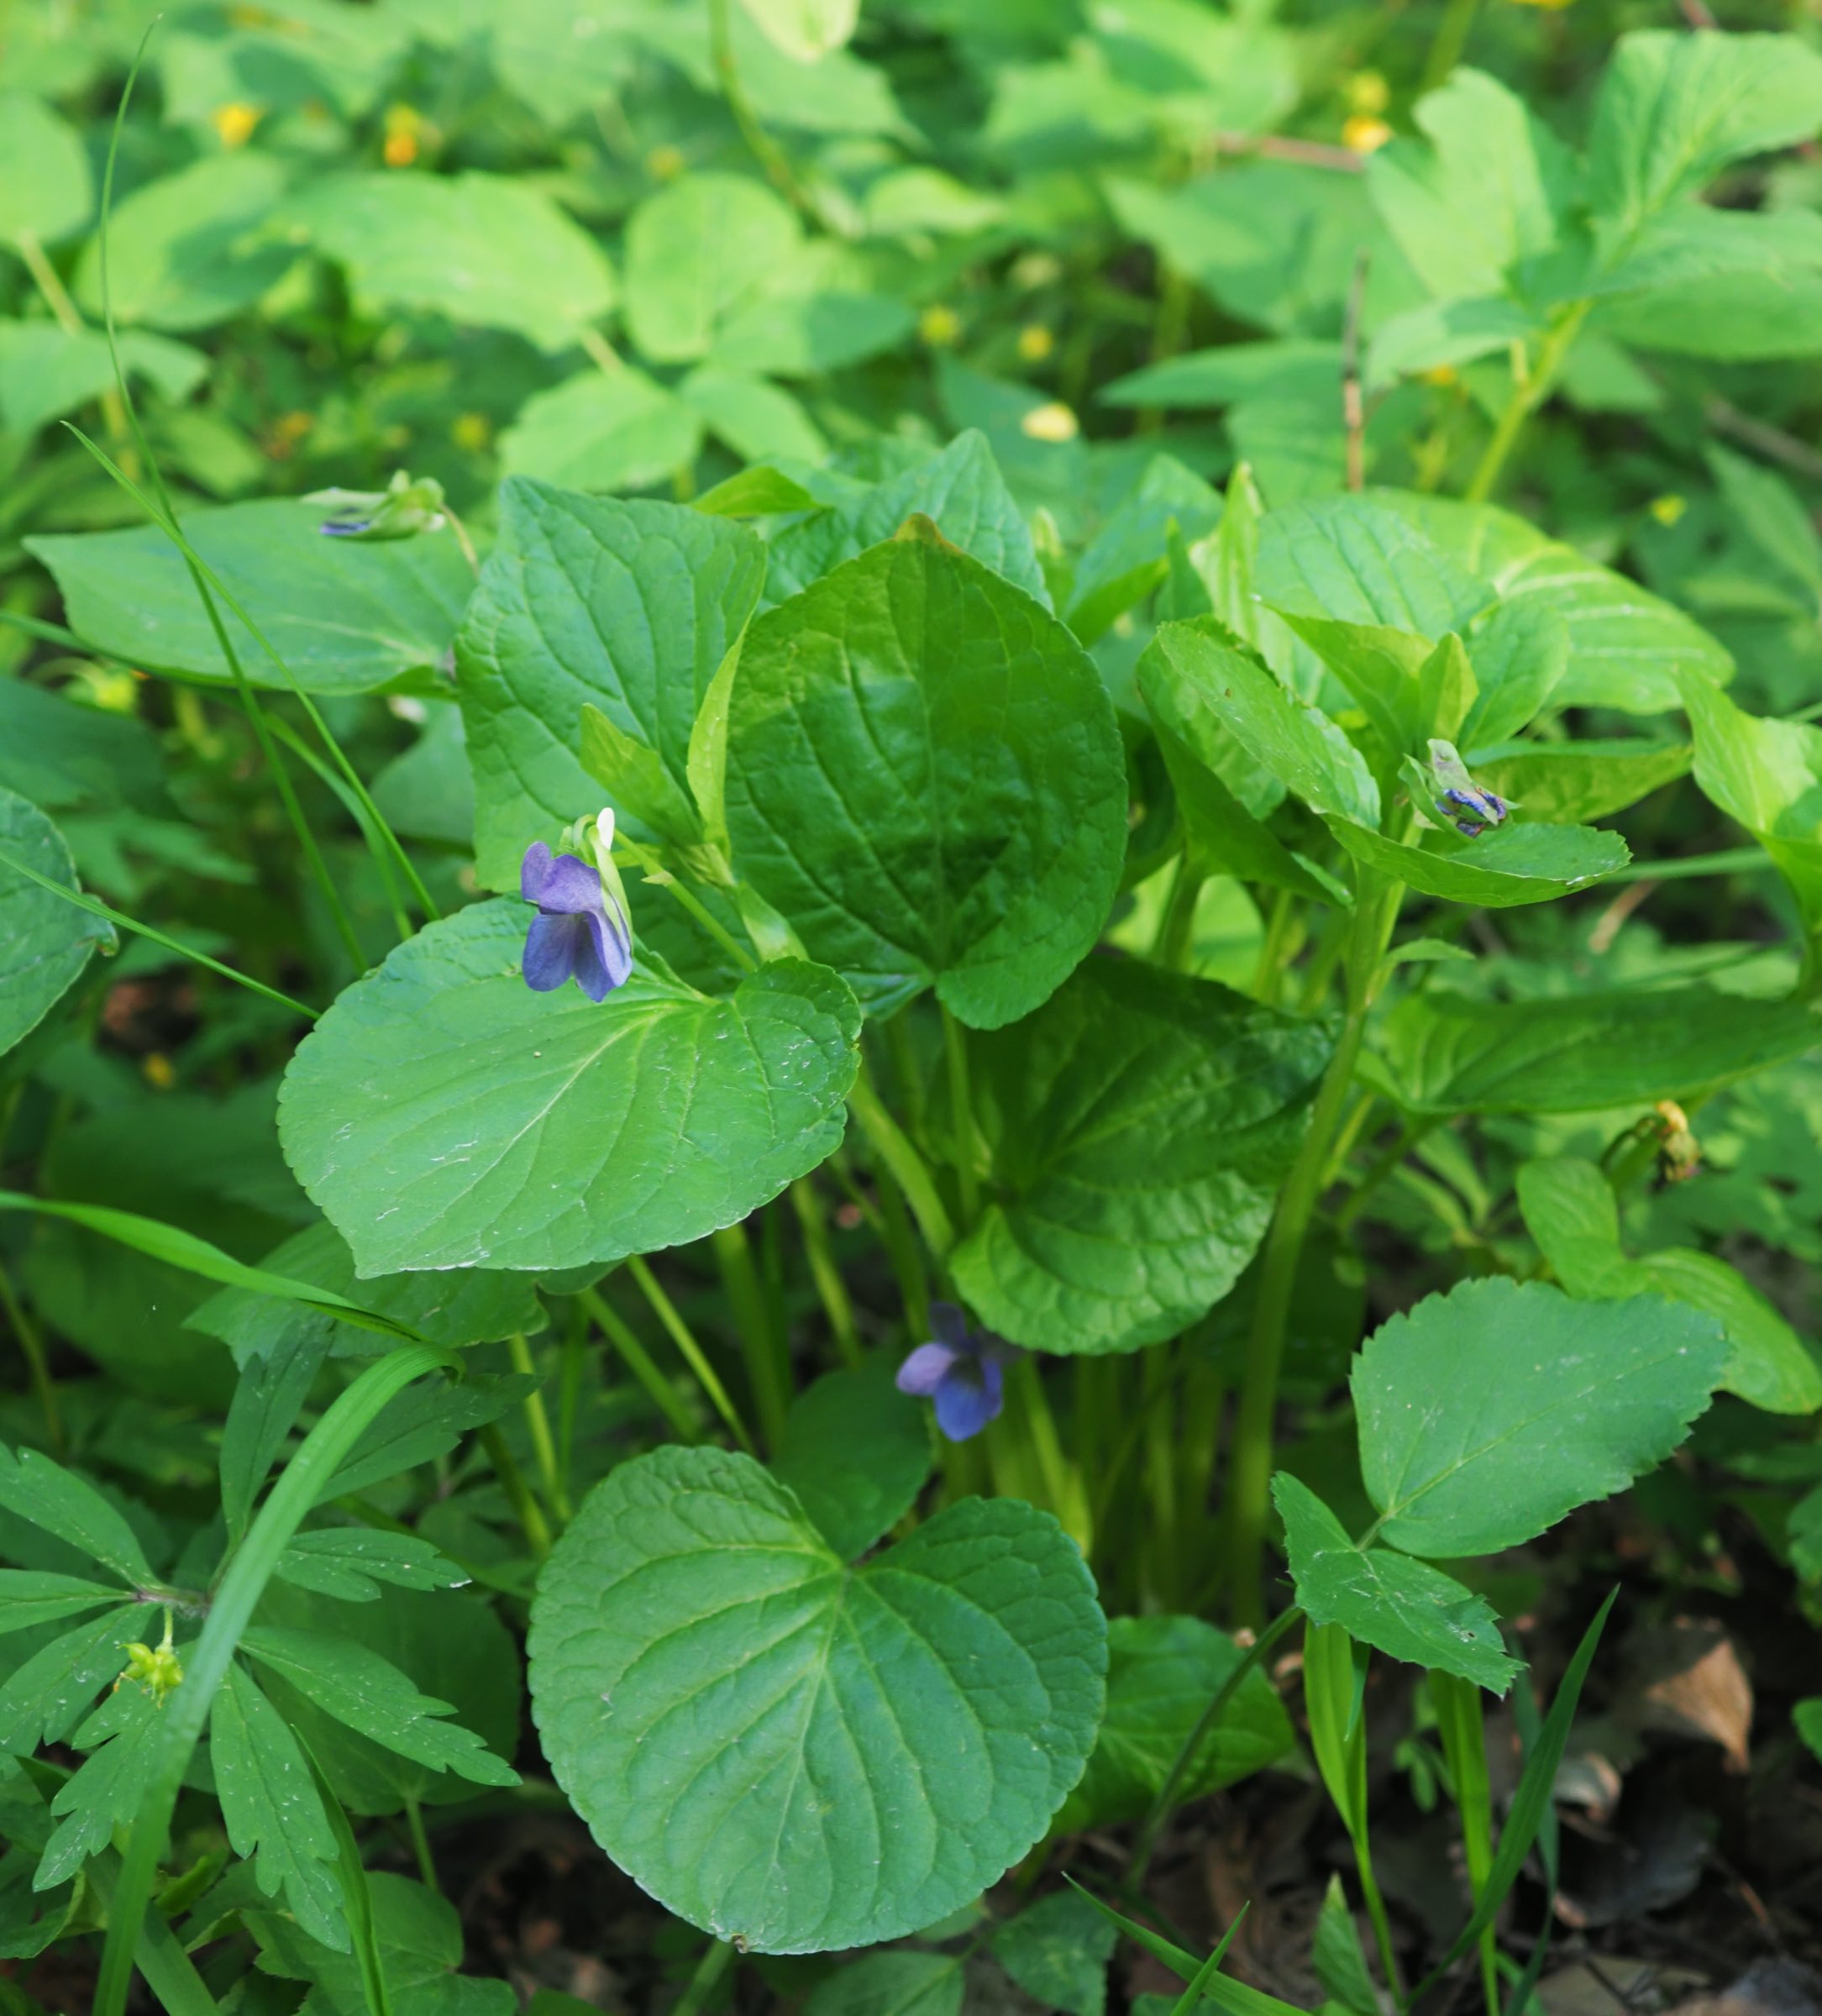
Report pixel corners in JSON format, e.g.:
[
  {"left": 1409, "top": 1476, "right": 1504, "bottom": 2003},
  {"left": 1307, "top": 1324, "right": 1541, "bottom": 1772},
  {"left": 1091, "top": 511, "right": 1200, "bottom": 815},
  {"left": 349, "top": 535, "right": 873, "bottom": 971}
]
[
  {"left": 452, "top": 411, "right": 492, "bottom": 452},
  {"left": 646, "top": 144, "right": 686, "bottom": 181},
  {"left": 918, "top": 304, "right": 963, "bottom": 347},
  {"left": 1021, "top": 402, "right": 1079, "bottom": 444},
  {"left": 211, "top": 102, "right": 260, "bottom": 149},
  {"left": 1342, "top": 115, "right": 1394, "bottom": 154},
  {"left": 1649, "top": 493, "right": 1688, "bottom": 526},
  {"left": 1016, "top": 324, "right": 1055, "bottom": 363},
  {"left": 1345, "top": 71, "right": 1390, "bottom": 115}
]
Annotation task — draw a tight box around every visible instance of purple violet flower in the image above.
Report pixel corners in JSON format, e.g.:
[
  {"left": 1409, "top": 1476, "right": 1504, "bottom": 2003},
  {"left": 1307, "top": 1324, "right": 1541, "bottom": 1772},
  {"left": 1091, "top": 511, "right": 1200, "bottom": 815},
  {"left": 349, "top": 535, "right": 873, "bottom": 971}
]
[
  {"left": 1439, "top": 783, "right": 1510, "bottom": 839},
  {"left": 519, "top": 842, "right": 633, "bottom": 1003},
  {"left": 897, "top": 1303, "right": 1007, "bottom": 1441}
]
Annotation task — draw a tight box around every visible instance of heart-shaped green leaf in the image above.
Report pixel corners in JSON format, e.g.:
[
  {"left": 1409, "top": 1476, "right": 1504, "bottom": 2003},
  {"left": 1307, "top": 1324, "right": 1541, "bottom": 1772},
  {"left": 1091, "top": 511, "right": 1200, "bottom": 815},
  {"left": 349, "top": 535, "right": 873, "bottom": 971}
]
[
  {"left": 528, "top": 1446, "right": 1105, "bottom": 1953},
  {"left": 725, "top": 518, "right": 1126, "bottom": 1027},
  {"left": 278, "top": 901, "right": 860, "bottom": 1274},
  {"left": 951, "top": 961, "right": 1331, "bottom": 1353}
]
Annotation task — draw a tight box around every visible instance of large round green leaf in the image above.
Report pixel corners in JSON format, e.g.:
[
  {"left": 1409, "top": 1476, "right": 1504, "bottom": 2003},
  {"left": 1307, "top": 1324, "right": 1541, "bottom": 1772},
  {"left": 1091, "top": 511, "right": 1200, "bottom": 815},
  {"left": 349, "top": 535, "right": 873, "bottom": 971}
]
[
  {"left": 528, "top": 1446, "right": 1106, "bottom": 1953},
  {"left": 278, "top": 901, "right": 860, "bottom": 1275},
  {"left": 0, "top": 788, "right": 113, "bottom": 1059},
  {"left": 952, "top": 960, "right": 1331, "bottom": 1353},
  {"left": 724, "top": 520, "right": 1128, "bottom": 1027}
]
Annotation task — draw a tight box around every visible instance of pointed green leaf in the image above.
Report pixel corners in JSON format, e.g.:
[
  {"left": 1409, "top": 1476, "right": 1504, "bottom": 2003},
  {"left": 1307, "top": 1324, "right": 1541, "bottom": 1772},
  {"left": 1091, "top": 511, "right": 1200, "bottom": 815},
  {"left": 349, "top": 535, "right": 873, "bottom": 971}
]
[
  {"left": 0, "top": 1572, "right": 128, "bottom": 1641},
  {"left": 0, "top": 1608, "right": 141, "bottom": 1753},
  {"left": 1355, "top": 1278, "right": 1726, "bottom": 1557},
  {"left": 274, "top": 1530, "right": 469, "bottom": 1604},
  {"left": 1328, "top": 816, "right": 1629, "bottom": 907},
  {"left": 1681, "top": 671, "right": 1822, "bottom": 949},
  {"left": 1471, "top": 738, "right": 1688, "bottom": 824},
  {"left": 1371, "top": 982, "right": 1822, "bottom": 1115},
  {"left": 0, "top": 1446, "right": 153, "bottom": 1589},
  {"left": 951, "top": 961, "right": 1331, "bottom": 1354},
  {"left": 37, "top": 1685, "right": 164, "bottom": 1888},
  {"left": 456, "top": 481, "right": 764, "bottom": 888},
  {"left": 211, "top": 1663, "right": 347, "bottom": 1949},
  {"left": 528, "top": 1445, "right": 1106, "bottom": 1953},
  {"left": 1273, "top": 1476, "right": 1520, "bottom": 1692},
  {"left": 278, "top": 900, "right": 860, "bottom": 1273},
  {"left": 1373, "top": 490, "right": 1732, "bottom": 712},
  {"left": 1588, "top": 30, "right": 1822, "bottom": 234},
  {"left": 725, "top": 522, "right": 1125, "bottom": 1027},
  {"left": 1258, "top": 496, "right": 1492, "bottom": 642},
  {"left": 1458, "top": 598, "right": 1569, "bottom": 748},
  {"left": 240, "top": 1628, "right": 518, "bottom": 1788},
  {"left": 764, "top": 431, "right": 1048, "bottom": 606},
  {"left": 1143, "top": 619, "right": 1379, "bottom": 828},
  {"left": 0, "top": 789, "right": 113, "bottom": 1059}
]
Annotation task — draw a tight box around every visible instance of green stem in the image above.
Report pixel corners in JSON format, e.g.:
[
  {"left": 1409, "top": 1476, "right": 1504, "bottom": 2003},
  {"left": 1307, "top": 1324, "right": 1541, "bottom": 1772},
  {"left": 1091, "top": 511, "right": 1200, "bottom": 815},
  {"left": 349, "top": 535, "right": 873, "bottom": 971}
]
[
  {"left": 1131, "top": 1604, "right": 1302, "bottom": 1886},
  {"left": 1156, "top": 853, "right": 1206, "bottom": 974},
  {"left": 706, "top": 0, "right": 828, "bottom": 229},
  {"left": 479, "top": 1423, "right": 552, "bottom": 1557},
  {"left": 0, "top": 844, "right": 318, "bottom": 1020},
  {"left": 627, "top": 1255, "right": 757, "bottom": 1455},
  {"left": 265, "top": 712, "right": 412, "bottom": 947},
  {"left": 941, "top": 1002, "right": 980, "bottom": 1226},
  {"left": 711, "top": 1221, "right": 790, "bottom": 1452},
  {"left": 1226, "top": 873, "right": 1401, "bottom": 1626},
  {"left": 1252, "top": 885, "right": 1296, "bottom": 1002},
  {"left": 614, "top": 835, "right": 756, "bottom": 973},
  {"left": 673, "top": 1938, "right": 738, "bottom": 2016},
  {"left": 0, "top": 1253, "right": 62, "bottom": 1454},
  {"left": 507, "top": 1333, "right": 571, "bottom": 1525},
  {"left": 1009, "top": 1357, "right": 1090, "bottom": 1550},
  {"left": 95, "top": 1343, "right": 450, "bottom": 2016},
  {"left": 86, "top": 1851, "right": 223, "bottom": 2016},
  {"left": 790, "top": 1177, "right": 864, "bottom": 1368},
  {"left": 1335, "top": 1116, "right": 1441, "bottom": 1235},
  {"left": 848, "top": 1065, "right": 956, "bottom": 1259},
  {"left": 1432, "top": 1671, "right": 1500, "bottom": 2016},
  {"left": 1464, "top": 305, "right": 1588, "bottom": 505},
  {"left": 874, "top": 1161, "right": 932, "bottom": 1342},
  {"left": 576, "top": 1284, "right": 699, "bottom": 1442},
  {"left": 1421, "top": 0, "right": 1481, "bottom": 94},
  {"left": 402, "top": 1789, "right": 438, "bottom": 1891}
]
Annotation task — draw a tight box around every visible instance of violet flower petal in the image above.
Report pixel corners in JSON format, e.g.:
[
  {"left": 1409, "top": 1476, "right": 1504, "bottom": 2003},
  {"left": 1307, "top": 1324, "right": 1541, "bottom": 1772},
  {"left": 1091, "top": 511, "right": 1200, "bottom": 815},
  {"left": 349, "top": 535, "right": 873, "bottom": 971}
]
[
  {"left": 896, "top": 1342, "right": 960, "bottom": 1397},
  {"left": 934, "top": 1357, "right": 1003, "bottom": 1441}
]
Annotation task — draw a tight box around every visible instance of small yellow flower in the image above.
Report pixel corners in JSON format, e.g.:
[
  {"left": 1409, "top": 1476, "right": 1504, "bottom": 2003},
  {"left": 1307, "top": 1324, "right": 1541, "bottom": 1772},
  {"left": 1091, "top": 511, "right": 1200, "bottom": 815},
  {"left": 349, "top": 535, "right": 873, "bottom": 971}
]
[
  {"left": 1021, "top": 401, "right": 1079, "bottom": 444},
  {"left": 118, "top": 1613, "right": 183, "bottom": 1706},
  {"left": 1344, "top": 71, "right": 1390, "bottom": 116},
  {"left": 1649, "top": 492, "right": 1688, "bottom": 526},
  {"left": 264, "top": 410, "right": 313, "bottom": 460},
  {"left": 383, "top": 102, "right": 423, "bottom": 168},
  {"left": 919, "top": 303, "right": 962, "bottom": 347},
  {"left": 142, "top": 1053, "right": 176, "bottom": 1091},
  {"left": 452, "top": 411, "right": 492, "bottom": 452},
  {"left": 1509, "top": 0, "right": 1576, "bottom": 13},
  {"left": 1016, "top": 324, "right": 1055, "bottom": 363},
  {"left": 1420, "top": 363, "right": 1459, "bottom": 387},
  {"left": 645, "top": 143, "right": 686, "bottom": 181},
  {"left": 211, "top": 102, "right": 260, "bottom": 149},
  {"left": 1342, "top": 115, "right": 1394, "bottom": 154}
]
